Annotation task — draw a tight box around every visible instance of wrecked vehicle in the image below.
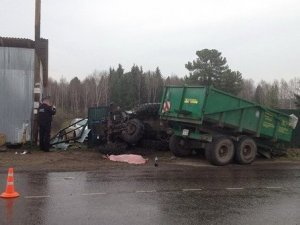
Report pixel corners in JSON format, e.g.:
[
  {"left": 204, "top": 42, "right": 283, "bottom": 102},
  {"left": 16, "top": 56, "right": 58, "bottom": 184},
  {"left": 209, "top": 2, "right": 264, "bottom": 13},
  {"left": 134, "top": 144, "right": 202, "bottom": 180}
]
[
  {"left": 87, "top": 103, "right": 169, "bottom": 154},
  {"left": 160, "top": 85, "right": 299, "bottom": 166},
  {"left": 87, "top": 105, "right": 144, "bottom": 154},
  {"left": 132, "top": 103, "right": 169, "bottom": 150},
  {"left": 49, "top": 105, "right": 144, "bottom": 151}
]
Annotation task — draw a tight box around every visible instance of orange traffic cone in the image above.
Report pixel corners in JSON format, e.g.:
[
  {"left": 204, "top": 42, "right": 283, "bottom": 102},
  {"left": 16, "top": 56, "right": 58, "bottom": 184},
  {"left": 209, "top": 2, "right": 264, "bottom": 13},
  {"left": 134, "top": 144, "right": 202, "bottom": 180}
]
[{"left": 0, "top": 168, "right": 20, "bottom": 198}]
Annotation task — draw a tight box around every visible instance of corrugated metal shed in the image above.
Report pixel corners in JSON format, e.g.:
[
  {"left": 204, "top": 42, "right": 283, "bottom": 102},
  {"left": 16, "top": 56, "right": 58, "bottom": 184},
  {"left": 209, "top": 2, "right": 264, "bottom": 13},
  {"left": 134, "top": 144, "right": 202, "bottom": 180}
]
[
  {"left": 0, "top": 37, "right": 48, "bottom": 87},
  {"left": 0, "top": 47, "right": 34, "bottom": 143}
]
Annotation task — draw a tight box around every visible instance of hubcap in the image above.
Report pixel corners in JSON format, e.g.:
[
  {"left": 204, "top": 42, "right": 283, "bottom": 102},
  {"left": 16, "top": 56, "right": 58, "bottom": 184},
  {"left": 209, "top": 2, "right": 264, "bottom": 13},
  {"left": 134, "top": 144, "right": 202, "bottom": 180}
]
[
  {"left": 218, "top": 145, "right": 229, "bottom": 157},
  {"left": 127, "top": 124, "right": 137, "bottom": 135},
  {"left": 242, "top": 145, "right": 252, "bottom": 158}
]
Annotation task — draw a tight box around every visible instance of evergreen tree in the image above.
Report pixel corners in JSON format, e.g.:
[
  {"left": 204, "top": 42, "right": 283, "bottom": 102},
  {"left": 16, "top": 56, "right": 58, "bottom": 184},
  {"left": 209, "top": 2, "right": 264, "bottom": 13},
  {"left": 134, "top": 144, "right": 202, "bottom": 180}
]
[
  {"left": 108, "top": 64, "right": 124, "bottom": 106},
  {"left": 219, "top": 70, "right": 243, "bottom": 95},
  {"left": 154, "top": 67, "right": 164, "bottom": 102},
  {"left": 185, "top": 49, "right": 243, "bottom": 95}
]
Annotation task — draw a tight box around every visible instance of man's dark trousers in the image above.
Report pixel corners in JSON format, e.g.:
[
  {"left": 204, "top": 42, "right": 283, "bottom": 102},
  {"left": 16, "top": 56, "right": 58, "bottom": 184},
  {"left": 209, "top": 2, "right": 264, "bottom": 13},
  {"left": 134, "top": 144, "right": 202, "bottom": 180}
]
[{"left": 39, "top": 124, "right": 51, "bottom": 151}]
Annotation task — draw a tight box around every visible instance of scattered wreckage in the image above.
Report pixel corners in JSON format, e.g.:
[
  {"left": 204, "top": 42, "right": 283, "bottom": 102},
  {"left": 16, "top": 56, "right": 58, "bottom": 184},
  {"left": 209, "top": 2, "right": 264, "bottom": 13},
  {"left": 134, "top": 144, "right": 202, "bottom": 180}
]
[{"left": 50, "top": 118, "right": 90, "bottom": 150}]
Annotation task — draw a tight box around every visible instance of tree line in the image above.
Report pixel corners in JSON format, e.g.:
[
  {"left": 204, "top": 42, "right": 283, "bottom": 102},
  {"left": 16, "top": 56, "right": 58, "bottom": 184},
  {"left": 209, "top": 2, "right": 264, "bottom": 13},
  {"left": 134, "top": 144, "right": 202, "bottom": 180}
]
[
  {"left": 46, "top": 49, "right": 300, "bottom": 118},
  {"left": 46, "top": 64, "right": 183, "bottom": 116}
]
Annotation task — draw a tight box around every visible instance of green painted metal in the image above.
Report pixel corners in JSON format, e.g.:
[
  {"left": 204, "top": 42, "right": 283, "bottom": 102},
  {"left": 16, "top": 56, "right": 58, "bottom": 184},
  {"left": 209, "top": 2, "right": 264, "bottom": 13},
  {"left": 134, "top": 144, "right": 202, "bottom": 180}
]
[
  {"left": 87, "top": 106, "right": 109, "bottom": 147},
  {"left": 160, "top": 86, "right": 296, "bottom": 143},
  {"left": 278, "top": 109, "right": 300, "bottom": 147},
  {"left": 88, "top": 106, "right": 109, "bottom": 127}
]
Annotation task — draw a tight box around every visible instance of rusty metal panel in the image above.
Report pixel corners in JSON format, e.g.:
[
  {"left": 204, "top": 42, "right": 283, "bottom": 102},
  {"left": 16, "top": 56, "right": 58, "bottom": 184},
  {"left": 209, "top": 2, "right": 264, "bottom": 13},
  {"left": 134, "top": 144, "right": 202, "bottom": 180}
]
[
  {"left": 0, "top": 47, "right": 34, "bottom": 144},
  {"left": 0, "top": 37, "right": 35, "bottom": 49}
]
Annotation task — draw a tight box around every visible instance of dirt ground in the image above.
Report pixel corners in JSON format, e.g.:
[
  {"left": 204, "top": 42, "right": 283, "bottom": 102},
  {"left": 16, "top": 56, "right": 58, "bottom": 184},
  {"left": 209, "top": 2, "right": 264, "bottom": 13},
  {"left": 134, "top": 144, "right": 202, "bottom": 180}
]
[
  {"left": 0, "top": 145, "right": 300, "bottom": 173},
  {"left": 0, "top": 145, "right": 173, "bottom": 173}
]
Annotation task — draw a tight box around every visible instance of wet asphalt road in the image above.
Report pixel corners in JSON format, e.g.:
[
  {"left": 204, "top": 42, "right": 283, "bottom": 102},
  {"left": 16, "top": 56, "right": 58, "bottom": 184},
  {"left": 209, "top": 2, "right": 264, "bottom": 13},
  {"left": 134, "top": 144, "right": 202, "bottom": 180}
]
[{"left": 0, "top": 162, "right": 299, "bottom": 225}]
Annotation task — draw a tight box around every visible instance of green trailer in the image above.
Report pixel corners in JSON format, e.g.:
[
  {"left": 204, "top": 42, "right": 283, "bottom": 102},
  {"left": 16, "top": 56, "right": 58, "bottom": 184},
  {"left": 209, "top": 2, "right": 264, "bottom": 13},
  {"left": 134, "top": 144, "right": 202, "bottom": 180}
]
[{"left": 160, "top": 85, "right": 298, "bottom": 165}]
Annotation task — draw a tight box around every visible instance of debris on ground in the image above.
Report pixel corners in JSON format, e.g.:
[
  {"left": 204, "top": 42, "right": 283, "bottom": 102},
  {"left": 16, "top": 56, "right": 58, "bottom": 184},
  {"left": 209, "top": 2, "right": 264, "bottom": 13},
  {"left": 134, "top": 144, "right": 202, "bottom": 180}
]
[
  {"left": 50, "top": 118, "right": 90, "bottom": 150},
  {"left": 77, "top": 128, "right": 90, "bottom": 143},
  {"left": 282, "top": 148, "right": 300, "bottom": 160},
  {"left": 51, "top": 136, "right": 70, "bottom": 150},
  {"left": 14, "top": 150, "right": 31, "bottom": 155},
  {"left": 0, "top": 147, "right": 7, "bottom": 152},
  {"left": 107, "top": 154, "right": 148, "bottom": 165},
  {"left": 20, "top": 150, "right": 30, "bottom": 155},
  {"left": 154, "top": 156, "right": 158, "bottom": 167}
]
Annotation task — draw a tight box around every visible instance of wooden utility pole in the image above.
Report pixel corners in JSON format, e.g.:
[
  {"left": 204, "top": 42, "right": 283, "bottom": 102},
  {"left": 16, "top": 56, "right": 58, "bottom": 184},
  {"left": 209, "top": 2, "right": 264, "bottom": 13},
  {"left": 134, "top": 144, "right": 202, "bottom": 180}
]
[
  {"left": 35, "top": 0, "right": 41, "bottom": 41},
  {"left": 33, "top": 0, "right": 41, "bottom": 144}
]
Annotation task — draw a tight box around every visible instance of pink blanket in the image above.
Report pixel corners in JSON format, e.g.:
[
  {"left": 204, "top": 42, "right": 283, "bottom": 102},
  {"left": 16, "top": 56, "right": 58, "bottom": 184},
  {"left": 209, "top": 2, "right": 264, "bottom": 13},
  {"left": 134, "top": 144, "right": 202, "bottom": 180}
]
[{"left": 108, "top": 154, "right": 147, "bottom": 164}]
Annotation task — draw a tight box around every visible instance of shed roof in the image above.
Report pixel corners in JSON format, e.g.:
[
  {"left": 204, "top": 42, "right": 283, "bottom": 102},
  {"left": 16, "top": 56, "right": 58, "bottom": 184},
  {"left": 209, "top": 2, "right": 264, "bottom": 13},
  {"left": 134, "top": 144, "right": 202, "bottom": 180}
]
[
  {"left": 0, "top": 37, "right": 35, "bottom": 48},
  {"left": 0, "top": 37, "right": 48, "bottom": 87}
]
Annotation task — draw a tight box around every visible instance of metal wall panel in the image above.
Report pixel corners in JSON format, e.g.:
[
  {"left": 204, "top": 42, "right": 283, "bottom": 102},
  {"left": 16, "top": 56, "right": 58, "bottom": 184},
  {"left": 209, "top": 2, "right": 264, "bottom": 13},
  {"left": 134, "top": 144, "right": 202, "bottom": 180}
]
[{"left": 0, "top": 47, "right": 34, "bottom": 143}]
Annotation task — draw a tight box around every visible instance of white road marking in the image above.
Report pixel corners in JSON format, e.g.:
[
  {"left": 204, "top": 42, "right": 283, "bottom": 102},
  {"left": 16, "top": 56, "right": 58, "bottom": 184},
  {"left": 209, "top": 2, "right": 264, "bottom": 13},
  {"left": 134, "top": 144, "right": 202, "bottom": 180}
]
[
  {"left": 63, "top": 177, "right": 75, "bottom": 180},
  {"left": 24, "top": 195, "right": 50, "bottom": 199},
  {"left": 136, "top": 190, "right": 157, "bottom": 193},
  {"left": 226, "top": 187, "right": 244, "bottom": 190},
  {"left": 182, "top": 188, "right": 202, "bottom": 192},
  {"left": 53, "top": 177, "right": 75, "bottom": 180},
  {"left": 22, "top": 186, "right": 285, "bottom": 199},
  {"left": 81, "top": 192, "right": 107, "bottom": 196}
]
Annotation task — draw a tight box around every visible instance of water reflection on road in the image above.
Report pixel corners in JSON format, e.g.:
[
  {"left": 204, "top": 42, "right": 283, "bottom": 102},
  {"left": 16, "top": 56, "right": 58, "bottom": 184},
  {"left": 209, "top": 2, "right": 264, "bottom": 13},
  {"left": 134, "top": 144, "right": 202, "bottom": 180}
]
[{"left": 0, "top": 163, "right": 299, "bottom": 225}]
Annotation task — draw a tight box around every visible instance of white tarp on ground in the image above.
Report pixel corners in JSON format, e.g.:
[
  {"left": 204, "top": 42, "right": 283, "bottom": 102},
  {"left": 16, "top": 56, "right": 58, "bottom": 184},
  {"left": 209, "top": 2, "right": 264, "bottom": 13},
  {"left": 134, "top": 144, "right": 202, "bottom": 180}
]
[
  {"left": 108, "top": 154, "right": 147, "bottom": 164},
  {"left": 0, "top": 47, "right": 34, "bottom": 144}
]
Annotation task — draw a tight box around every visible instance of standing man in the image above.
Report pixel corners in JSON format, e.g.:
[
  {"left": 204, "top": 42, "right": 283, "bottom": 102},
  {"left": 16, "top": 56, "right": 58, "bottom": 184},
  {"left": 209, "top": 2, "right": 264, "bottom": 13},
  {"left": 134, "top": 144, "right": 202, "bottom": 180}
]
[{"left": 38, "top": 96, "right": 56, "bottom": 152}]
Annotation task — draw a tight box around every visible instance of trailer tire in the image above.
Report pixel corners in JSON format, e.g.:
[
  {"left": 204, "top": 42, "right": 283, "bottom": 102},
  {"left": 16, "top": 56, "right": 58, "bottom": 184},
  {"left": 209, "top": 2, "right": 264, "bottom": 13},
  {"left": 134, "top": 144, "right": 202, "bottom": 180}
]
[
  {"left": 135, "top": 103, "right": 160, "bottom": 118},
  {"left": 207, "top": 136, "right": 234, "bottom": 166},
  {"left": 205, "top": 147, "right": 212, "bottom": 162},
  {"left": 235, "top": 137, "right": 257, "bottom": 164},
  {"left": 121, "top": 119, "right": 144, "bottom": 144},
  {"left": 169, "top": 135, "right": 192, "bottom": 157}
]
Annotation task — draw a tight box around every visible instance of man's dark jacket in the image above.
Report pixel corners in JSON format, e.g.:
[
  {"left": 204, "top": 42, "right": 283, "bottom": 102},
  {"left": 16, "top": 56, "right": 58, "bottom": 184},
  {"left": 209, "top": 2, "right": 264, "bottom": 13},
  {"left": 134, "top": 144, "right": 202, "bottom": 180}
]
[{"left": 38, "top": 103, "right": 56, "bottom": 127}]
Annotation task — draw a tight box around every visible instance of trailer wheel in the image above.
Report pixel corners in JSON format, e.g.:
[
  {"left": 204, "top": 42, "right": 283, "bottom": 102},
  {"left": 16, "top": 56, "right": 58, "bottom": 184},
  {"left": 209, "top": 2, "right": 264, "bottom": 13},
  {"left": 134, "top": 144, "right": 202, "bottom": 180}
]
[
  {"left": 235, "top": 137, "right": 257, "bottom": 164},
  {"left": 121, "top": 119, "right": 144, "bottom": 144},
  {"left": 169, "top": 135, "right": 192, "bottom": 157},
  {"left": 207, "top": 136, "right": 234, "bottom": 166}
]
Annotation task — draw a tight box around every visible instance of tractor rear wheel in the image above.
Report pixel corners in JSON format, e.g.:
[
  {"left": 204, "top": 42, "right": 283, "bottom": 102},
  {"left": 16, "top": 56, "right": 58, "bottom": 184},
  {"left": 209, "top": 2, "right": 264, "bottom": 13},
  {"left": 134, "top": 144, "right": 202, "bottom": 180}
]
[{"left": 121, "top": 119, "right": 144, "bottom": 144}]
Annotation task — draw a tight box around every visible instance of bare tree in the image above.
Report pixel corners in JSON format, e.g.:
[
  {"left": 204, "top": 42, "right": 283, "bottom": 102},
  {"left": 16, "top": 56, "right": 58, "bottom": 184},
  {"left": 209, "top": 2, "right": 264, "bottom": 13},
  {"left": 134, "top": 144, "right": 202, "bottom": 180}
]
[{"left": 239, "top": 79, "right": 255, "bottom": 101}]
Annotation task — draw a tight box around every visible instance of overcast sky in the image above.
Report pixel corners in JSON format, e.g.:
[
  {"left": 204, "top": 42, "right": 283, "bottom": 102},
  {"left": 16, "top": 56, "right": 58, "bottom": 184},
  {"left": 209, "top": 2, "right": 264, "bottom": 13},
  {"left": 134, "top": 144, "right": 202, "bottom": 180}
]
[{"left": 1, "top": 0, "right": 299, "bottom": 82}]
